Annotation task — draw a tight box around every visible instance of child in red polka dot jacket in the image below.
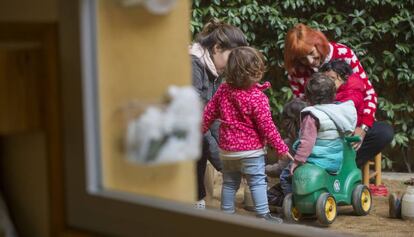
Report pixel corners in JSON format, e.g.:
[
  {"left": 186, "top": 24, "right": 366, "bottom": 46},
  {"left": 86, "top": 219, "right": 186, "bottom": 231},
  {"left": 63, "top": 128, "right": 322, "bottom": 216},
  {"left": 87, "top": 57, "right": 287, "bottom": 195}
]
[{"left": 202, "top": 46, "right": 293, "bottom": 223}]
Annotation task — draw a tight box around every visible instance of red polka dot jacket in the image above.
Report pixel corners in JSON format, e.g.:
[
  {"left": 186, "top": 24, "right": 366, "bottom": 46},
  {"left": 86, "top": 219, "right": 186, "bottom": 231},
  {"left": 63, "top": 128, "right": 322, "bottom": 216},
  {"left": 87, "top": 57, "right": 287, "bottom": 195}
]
[{"left": 202, "top": 82, "right": 289, "bottom": 155}]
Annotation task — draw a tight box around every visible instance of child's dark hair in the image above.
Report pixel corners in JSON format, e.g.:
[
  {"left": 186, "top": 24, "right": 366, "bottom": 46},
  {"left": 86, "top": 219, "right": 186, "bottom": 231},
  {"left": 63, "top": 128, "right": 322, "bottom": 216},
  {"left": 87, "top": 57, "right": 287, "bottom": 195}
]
[
  {"left": 319, "top": 59, "right": 353, "bottom": 81},
  {"left": 281, "top": 98, "right": 307, "bottom": 141},
  {"left": 225, "top": 46, "right": 265, "bottom": 89},
  {"left": 305, "top": 73, "right": 336, "bottom": 105},
  {"left": 196, "top": 19, "right": 248, "bottom": 53}
]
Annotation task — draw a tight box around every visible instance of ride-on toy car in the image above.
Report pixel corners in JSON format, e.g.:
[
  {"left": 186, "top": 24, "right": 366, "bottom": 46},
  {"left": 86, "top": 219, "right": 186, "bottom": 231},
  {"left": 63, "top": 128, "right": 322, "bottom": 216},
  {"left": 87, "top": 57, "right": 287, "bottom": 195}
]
[{"left": 282, "top": 136, "right": 372, "bottom": 226}]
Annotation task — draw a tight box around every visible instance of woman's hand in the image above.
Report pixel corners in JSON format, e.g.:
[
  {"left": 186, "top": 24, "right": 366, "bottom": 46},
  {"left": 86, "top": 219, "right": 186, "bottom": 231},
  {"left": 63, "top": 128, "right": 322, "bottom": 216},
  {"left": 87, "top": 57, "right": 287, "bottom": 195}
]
[{"left": 352, "top": 127, "right": 366, "bottom": 150}]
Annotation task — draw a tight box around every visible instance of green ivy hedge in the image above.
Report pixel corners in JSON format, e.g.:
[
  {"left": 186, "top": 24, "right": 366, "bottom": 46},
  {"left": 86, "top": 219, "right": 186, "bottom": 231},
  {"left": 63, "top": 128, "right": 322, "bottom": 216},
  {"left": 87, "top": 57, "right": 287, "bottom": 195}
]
[{"left": 191, "top": 0, "right": 414, "bottom": 172}]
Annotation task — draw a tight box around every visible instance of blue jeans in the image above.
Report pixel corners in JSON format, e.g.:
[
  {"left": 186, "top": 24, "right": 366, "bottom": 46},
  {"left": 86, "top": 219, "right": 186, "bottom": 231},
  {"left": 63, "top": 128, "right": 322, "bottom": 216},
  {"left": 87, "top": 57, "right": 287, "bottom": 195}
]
[
  {"left": 280, "top": 161, "right": 293, "bottom": 196},
  {"left": 221, "top": 156, "right": 269, "bottom": 215}
]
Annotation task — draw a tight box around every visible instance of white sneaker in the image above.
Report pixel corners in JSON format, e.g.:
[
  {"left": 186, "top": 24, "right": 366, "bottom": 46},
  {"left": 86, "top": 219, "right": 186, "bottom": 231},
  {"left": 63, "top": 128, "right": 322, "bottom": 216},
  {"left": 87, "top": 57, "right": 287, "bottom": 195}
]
[{"left": 194, "top": 199, "right": 206, "bottom": 209}]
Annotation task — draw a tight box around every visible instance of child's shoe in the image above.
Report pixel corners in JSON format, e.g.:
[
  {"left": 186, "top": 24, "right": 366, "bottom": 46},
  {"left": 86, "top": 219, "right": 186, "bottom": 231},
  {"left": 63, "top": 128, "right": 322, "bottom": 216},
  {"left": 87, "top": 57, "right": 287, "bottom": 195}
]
[
  {"left": 267, "top": 183, "right": 285, "bottom": 207},
  {"left": 256, "top": 213, "right": 283, "bottom": 224},
  {"left": 389, "top": 193, "right": 402, "bottom": 218},
  {"left": 194, "top": 199, "right": 206, "bottom": 209}
]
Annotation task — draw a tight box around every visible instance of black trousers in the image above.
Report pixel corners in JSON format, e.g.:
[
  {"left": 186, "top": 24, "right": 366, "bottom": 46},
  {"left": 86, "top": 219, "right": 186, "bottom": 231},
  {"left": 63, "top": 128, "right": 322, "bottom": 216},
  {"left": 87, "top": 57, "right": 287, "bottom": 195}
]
[
  {"left": 197, "top": 132, "right": 222, "bottom": 200},
  {"left": 196, "top": 154, "right": 208, "bottom": 200},
  {"left": 356, "top": 121, "right": 394, "bottom": 167}
]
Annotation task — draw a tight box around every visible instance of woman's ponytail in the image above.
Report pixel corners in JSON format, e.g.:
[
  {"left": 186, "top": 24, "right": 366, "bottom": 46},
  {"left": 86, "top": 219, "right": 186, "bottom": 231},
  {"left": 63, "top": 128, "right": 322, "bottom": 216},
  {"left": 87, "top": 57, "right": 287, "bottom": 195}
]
[{"left": 195, "top": 18, "right": 247, "bottom": 52}]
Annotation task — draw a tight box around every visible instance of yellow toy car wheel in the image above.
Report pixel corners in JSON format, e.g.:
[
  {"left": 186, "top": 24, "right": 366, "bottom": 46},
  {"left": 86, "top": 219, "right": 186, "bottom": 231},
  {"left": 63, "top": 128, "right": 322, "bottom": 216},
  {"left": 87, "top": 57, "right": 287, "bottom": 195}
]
[
  {"left": 282, "top": 193, "right": 302, "bottom": 223},
  {"left": 316, "top": 193, "right": 337, "bottom": 226},
  {"left": 352, "top": 184, "right": 372, "bottom": 216}
]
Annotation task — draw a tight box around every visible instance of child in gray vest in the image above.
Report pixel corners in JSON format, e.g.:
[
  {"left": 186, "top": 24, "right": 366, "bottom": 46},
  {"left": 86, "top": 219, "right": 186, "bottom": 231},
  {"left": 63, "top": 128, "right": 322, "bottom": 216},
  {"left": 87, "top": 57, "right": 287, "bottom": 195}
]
[{"left": 280, "top": 73, "right": 357, "bottom": 196}]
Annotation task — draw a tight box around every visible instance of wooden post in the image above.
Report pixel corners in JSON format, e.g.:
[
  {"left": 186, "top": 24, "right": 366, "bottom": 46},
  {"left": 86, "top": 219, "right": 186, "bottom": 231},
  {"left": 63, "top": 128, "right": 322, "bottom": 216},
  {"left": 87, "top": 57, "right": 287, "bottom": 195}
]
[
  {"left": 375, "top": 153, "right": 382, "bottom": 186},
  {"left": 363, "top": 161, "right": 370, "bottom": 186}
]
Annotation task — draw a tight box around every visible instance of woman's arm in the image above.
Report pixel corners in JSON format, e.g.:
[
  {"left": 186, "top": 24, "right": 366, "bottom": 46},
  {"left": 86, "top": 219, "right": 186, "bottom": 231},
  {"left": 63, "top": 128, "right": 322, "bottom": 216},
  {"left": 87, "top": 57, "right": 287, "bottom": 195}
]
[
  {"left": 191, "top": 56, "right": 208, "bottom": 104},
  {"left": 334, "top": 44, "right": 377, "bottom": 127},
  {"left": 348, "top": 49, "right": 377, "bottom": 127},
  {"left": 288, "top": 74, "right": 306, "bottom": 99}
]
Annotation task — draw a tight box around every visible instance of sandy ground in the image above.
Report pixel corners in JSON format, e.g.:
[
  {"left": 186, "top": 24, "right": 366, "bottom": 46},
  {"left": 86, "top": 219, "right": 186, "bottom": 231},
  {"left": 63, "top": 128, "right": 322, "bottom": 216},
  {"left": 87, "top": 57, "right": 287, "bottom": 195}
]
[{"left": 204, "top": 167, "right": 414, "bottom": 237}]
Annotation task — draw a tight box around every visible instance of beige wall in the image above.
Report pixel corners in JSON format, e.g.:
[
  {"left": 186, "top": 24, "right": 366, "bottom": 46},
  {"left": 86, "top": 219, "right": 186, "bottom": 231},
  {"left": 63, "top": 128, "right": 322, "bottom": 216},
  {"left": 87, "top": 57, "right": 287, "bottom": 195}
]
[
  {"left": 97, "top": 0, "right": 195, "bottom": 202},
  {"left": 0, "top": 0, "right": 58, "bottom": 22},
  {"left": 0, "top": 133, "right": 50, "bottom": 237}
]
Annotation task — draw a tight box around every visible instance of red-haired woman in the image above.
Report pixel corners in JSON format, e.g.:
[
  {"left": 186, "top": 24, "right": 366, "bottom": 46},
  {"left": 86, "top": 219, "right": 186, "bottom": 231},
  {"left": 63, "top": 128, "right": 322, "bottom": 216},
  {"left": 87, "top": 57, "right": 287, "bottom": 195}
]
[{"left": 283, "top": 23, "right": 393, "bottom": 168}]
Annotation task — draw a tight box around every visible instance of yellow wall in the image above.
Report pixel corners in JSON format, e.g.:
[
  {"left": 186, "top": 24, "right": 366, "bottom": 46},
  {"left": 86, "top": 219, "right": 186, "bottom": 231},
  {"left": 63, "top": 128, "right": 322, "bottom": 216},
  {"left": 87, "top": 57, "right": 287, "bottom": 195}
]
[{"left": 97, "top": 0, "right": 195, "bottom": 202}]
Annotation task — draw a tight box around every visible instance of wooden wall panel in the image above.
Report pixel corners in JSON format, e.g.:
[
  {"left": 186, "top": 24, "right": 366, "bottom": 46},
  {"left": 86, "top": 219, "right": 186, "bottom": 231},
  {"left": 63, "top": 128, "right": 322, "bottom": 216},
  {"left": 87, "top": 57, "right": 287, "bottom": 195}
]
[{"left": 0, "top": 48, "right": 42, "bottom": 134}]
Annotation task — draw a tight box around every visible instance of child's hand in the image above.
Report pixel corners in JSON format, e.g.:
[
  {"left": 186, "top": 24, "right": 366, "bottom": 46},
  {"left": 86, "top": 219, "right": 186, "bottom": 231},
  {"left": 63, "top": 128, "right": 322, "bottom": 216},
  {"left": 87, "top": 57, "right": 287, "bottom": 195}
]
[
  {"left": 289, "top": 161, "right": 299, "bottom": 176},
  {"left": 279, "top": 152, "right": 294, "bottom": 161}
]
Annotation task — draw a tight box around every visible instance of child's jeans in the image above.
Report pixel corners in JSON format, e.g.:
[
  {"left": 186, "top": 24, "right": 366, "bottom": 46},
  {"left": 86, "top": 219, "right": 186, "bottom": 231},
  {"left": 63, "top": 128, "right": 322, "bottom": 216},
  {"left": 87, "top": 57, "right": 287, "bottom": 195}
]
[
  {"left": 280, "top": 161, "right": 293, "bottom": 196},
  {"left": 221, "top": 156, "right": 269, "bottom": 215}
]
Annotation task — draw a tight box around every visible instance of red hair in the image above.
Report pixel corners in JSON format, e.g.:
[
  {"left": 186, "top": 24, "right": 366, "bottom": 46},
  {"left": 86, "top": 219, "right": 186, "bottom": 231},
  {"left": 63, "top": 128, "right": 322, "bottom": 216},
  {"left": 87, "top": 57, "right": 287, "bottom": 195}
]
[{"left": 284, "top": 23, "right": 330, "bottom": 75}]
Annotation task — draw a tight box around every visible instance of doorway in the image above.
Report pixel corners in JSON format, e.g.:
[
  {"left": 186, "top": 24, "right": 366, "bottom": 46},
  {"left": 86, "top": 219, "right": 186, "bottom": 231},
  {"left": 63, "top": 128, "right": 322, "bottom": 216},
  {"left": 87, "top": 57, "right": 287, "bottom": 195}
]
[{"left": 0, "top": 23, "right": 63, "bottom": 237}]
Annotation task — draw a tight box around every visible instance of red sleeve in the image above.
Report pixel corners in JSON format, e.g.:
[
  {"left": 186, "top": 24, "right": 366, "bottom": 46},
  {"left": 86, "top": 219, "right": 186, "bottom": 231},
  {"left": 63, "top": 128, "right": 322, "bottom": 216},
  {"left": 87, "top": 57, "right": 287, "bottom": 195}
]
[
  {"left": 336, "top": 74, "right": 365, "bottom": 107},
  {"left": 294, "top": 115, "right": 317, "bottom": 163},
  {"left": 348, "top": 49, "right": 376, "bottom": 127},
  {"left": 288, "top": 74, "right": 306, "bottom": 99},
  {"left": 251, "top": 94, "right": 289, "bottom": 154},
  {"left": 332, "top": 43, "right": 376, "bottom": 127},
  {"left": 202, "top": 86, "right": 222, "bottom": 134}
]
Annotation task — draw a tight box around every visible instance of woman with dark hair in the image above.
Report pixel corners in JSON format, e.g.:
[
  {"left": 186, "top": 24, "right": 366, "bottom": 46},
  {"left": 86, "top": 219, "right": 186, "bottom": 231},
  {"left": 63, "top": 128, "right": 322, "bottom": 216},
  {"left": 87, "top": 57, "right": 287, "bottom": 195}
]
[
  {"left": 283, "top": 23, "right": 393, "bottom": 168},
  {"left": 190, "top": 19, "right": 248, "bottom": 208}
]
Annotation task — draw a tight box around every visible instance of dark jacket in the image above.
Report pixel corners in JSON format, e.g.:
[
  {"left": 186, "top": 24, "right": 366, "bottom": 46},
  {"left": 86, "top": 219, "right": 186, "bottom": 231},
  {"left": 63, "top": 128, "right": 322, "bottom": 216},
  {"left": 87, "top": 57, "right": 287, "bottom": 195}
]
[{"left": 191, "top": 56, "right": 222, "bottom": 171}]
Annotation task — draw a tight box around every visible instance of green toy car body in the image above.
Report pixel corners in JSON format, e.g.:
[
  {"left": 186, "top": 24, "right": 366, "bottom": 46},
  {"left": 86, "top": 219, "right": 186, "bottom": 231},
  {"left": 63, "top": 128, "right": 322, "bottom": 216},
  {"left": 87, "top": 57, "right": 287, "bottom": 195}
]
[{"left": 283, "top": 136, "right": 372, "bottom": 225}]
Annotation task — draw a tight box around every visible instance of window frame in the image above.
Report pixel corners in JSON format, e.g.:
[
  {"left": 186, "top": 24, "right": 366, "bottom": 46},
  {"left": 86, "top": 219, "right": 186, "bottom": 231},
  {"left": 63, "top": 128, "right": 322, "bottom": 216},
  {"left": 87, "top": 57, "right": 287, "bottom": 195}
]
[{"left": 60, "top": 0, "right": 345, "bottom": 236}]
